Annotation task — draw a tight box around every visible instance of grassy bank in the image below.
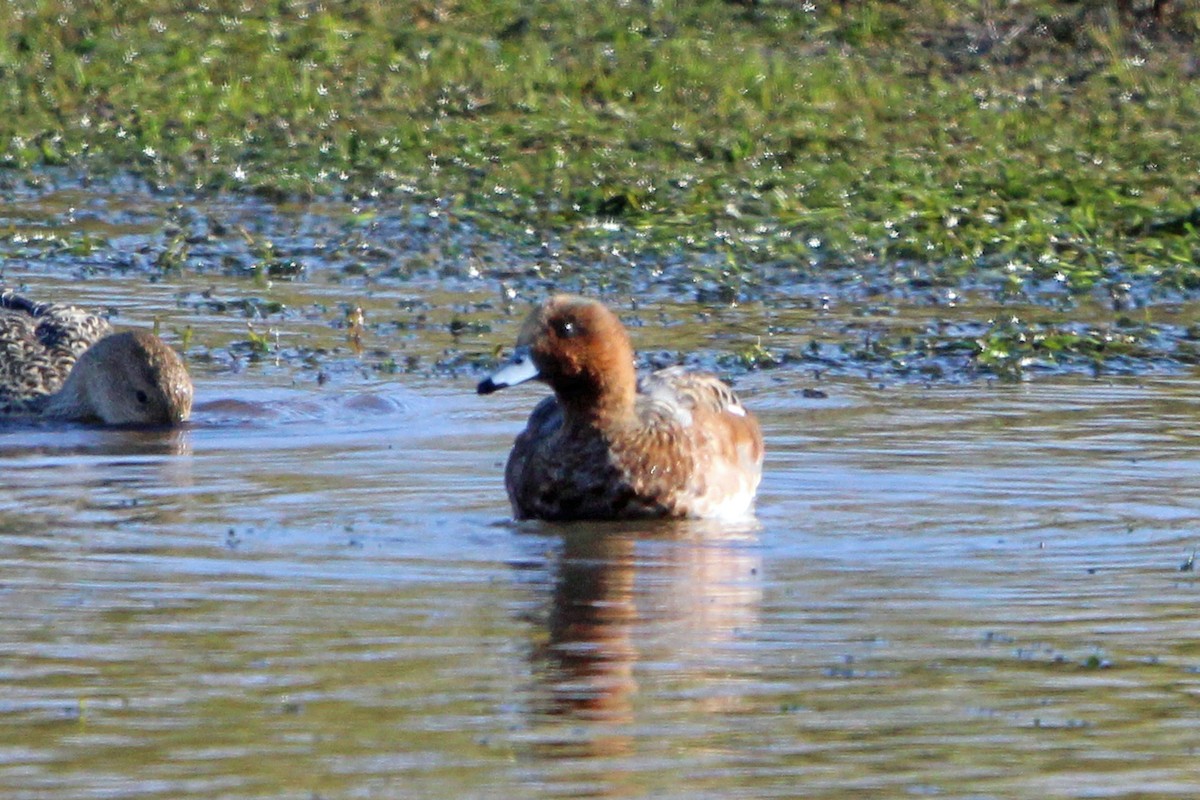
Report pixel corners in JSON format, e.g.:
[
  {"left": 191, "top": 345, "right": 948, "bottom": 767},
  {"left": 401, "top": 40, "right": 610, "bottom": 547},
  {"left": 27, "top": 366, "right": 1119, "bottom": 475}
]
[{"left": 1, "top": 0, "right": 1199, "bottom": 298}]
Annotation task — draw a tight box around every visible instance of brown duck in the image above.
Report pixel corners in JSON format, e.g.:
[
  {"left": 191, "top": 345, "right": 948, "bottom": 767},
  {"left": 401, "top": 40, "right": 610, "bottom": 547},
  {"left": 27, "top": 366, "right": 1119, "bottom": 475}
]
[
  {"left": 478, "top": 295, "right": 764, "bottom": 521},
  {"left": 0, "top": 291, "right": 193, "bottom": 426}
]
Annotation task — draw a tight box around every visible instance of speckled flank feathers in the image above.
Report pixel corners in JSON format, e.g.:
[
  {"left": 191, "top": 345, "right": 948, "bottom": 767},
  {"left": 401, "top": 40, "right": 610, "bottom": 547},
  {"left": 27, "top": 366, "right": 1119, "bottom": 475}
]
[
  {"left": 0, "top": 290, "right": 193, "bottom": 425},
  {"left": 479, "top": 295, "right": 764, "bottom": 521},
  {"left": 0, "top": 291, "right": 112, "bottom": 414}
]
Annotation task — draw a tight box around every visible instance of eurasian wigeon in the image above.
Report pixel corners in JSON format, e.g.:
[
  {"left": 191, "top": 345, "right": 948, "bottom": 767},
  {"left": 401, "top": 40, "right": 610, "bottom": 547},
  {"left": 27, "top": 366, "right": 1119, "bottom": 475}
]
[
  {"left": 0, "top": 290, "right": 193, "bottom": 425},
  {"left": 478, "top": 295, "right": 764, "bottom": 521}
]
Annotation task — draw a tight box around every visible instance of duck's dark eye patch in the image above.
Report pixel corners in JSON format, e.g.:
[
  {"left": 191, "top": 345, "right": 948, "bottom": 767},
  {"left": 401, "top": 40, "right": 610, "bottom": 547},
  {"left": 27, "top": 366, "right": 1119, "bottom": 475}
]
[
  {"left": 554, "top": 319, "right": 578, "bottom": 339},
  {"left": 135, "top": 390, "right": 149, "bottom": 405}
]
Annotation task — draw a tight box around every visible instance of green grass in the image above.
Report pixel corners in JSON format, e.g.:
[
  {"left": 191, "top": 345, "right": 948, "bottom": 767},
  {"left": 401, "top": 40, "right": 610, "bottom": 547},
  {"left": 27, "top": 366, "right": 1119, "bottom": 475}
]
[{"left": 1, "top": 0, "right": 1199, "bottom": 297}]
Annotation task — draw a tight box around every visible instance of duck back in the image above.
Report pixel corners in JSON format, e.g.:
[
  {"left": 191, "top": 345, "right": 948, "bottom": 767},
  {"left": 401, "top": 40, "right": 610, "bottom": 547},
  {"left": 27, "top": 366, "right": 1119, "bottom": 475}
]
[{"left": 0, "top": 291, "right": 112, "bottom": 413}]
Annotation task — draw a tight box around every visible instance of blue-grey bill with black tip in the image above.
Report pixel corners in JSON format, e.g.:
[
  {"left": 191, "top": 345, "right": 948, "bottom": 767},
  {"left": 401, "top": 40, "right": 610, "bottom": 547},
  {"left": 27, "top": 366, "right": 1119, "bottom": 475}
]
[{"left": 477, "top": 346, "right": 540, "bottom": 395}]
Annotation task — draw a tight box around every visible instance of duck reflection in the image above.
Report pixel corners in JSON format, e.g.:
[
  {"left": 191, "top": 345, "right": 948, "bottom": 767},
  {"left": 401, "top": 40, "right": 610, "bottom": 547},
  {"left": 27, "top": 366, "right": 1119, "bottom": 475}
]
[
  {"left": 0, "top": 418, "right": 193, "bottom": 457},
  {"left": 518, "top": 519, "right": 762, "bottom": 758},
  {"left": 535, "top": 530, "right": 639, "bottom": 724},
  {"left": 0, "top": 423, "right": 194, "bottom": 529}
]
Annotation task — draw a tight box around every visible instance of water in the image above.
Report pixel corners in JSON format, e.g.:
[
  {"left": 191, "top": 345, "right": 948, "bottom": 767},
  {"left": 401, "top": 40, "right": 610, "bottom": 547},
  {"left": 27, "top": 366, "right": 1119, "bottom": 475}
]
[{"left": 3, "top": 182, "right": 1200, "bottom": 799}]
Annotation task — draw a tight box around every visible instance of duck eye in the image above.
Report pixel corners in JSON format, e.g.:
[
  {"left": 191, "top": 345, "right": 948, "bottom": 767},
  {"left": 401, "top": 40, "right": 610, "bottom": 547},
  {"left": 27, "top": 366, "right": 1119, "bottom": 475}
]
[
  {"left": 554, "top": 319, "right": 578, "bottom": 339},
  {"left": 135, "top": 390, "right": 149, "bottom": 405}
]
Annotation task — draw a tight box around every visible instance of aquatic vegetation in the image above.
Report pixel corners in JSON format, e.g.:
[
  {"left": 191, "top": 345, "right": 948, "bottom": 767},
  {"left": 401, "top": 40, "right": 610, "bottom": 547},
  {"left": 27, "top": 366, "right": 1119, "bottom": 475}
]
[
  {"left": 731, "top": 338, "right": 780, "bottom": 370},
  {"left": 0, "top": 1, "right": 1195, "bottom": 288},
  {"left": 972, "top": 315, "right": 1151, "bottom": 379},
  {"left": 1, "top": 1, "right": 1199, "bottom": 380},
  {"left": 241, "top": 323, "right": 276, "bottom": 356}
]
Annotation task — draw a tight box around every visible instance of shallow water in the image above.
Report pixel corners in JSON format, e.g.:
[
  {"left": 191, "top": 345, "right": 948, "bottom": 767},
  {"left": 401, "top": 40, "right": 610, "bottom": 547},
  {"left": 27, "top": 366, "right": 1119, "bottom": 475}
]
[{"left": 3, "top": 183, "right": 1200, "bottom": 798}]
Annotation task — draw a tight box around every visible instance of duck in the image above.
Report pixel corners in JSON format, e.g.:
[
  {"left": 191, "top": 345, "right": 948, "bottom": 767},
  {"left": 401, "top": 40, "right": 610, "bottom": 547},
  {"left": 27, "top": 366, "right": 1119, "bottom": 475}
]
[
  {"left": 0, "top": 290, "right": 193, "bottom": 426},
  {"left": 477, "top": 295, "right": 764, "bottom": 521}
]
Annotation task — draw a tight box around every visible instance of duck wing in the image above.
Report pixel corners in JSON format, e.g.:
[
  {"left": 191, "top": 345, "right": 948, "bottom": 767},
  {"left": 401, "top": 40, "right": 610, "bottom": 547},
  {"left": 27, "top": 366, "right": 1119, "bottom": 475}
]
[
  {"left": 0, "top": 291, "right": 112, "bottom": 408},
  {"left": 634, "top": 366, "right": 764, "bottom": 518}
]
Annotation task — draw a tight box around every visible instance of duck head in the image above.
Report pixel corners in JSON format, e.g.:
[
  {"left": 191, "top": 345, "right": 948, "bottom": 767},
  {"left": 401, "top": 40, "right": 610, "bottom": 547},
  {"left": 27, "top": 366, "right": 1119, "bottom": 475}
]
[
  {"left": 478, "top": 296, "right": 637, "bottom": 418},
  {"left": 48, "top": 331, "right": 194, "bottom": 425}
]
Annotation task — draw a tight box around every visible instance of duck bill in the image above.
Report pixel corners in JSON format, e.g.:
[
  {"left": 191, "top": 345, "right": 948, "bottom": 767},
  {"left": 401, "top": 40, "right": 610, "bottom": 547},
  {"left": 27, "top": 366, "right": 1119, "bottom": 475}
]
[{"left": 477, "top": 346, "right": 540, "bottom": 395}]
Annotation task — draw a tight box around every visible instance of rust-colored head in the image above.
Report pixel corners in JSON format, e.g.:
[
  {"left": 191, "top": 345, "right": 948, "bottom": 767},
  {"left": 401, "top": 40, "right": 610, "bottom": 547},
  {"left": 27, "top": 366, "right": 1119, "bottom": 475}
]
[{"left": 478, "top": 296, "right": 637, "bottom": 417}]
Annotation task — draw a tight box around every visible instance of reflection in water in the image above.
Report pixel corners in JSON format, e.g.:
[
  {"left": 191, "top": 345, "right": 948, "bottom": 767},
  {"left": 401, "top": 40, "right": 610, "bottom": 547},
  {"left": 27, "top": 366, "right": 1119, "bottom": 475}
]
[
  {"left": 0, "top": 419, "right": 193, "bottom": 457},
  {"left": 538, "top": 531, "right": 638, "bottom": 725},
  {"left": 519, "top": 520, "right": 762, "bottom": 784},
  {"left": 0, "top": 423, "right": 194, "bottom": 536}
]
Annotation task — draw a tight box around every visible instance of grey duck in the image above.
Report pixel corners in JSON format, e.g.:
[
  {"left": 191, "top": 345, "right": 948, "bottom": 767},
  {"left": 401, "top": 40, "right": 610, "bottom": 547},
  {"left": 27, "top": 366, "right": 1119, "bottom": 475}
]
[{"left": 0, "top": 291, "right": 192, "bottom": 426}]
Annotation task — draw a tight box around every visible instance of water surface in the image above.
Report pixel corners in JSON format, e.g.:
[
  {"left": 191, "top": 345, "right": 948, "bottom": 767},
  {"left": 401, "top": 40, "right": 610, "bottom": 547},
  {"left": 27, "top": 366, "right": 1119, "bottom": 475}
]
[{"left": 3, "top": 185, "right": 1200, "bottom": 799}]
